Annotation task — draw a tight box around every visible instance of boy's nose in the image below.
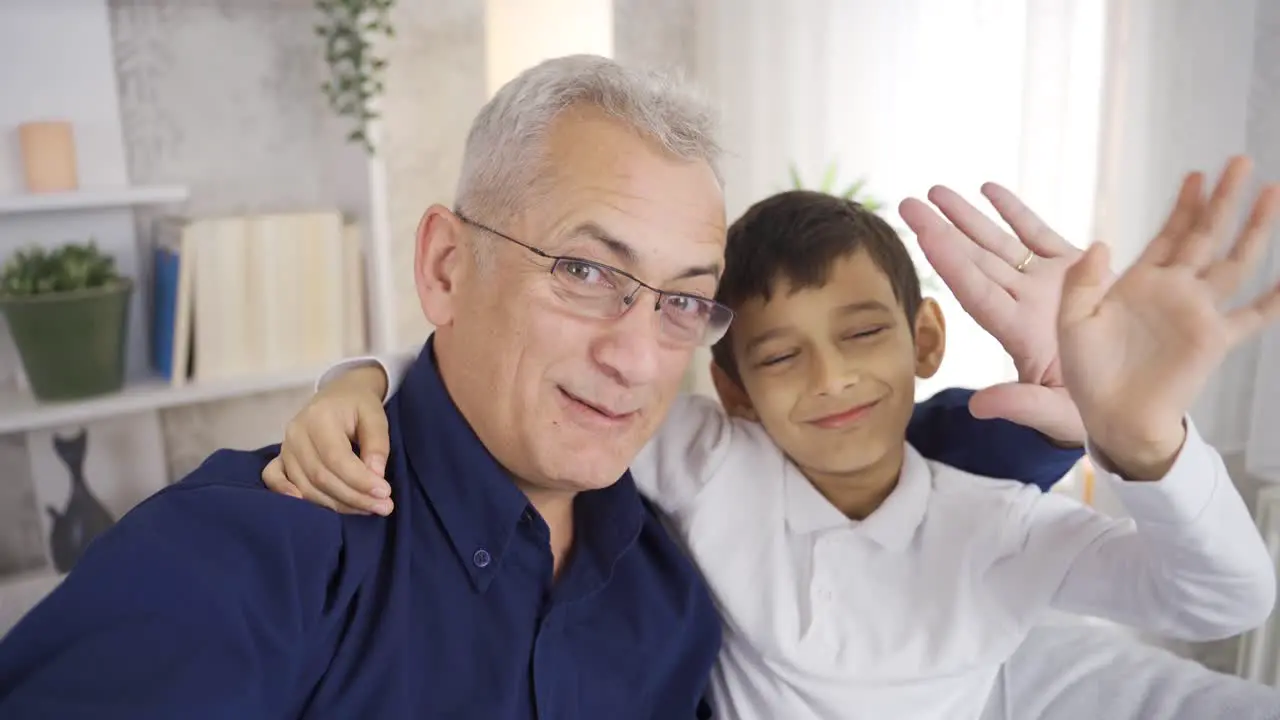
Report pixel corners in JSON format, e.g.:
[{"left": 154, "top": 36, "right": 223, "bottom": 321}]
[{"left": 811, "top": 352, "right": 859, "bottom": 396}]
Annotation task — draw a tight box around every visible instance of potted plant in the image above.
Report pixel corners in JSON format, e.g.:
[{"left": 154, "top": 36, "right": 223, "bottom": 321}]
[
  {"left": 0, "top": 241, "right": 133, "bottom": 400},
  {"left": 788, "top": 160, "right": 884, "bottom": 211}
]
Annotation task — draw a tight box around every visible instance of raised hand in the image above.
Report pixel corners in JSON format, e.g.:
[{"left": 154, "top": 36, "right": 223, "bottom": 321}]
[
  {"left": 1058, "top": 157, "right": 1280, "bottom": 480},
  {"left": 899, "top": 183, "right": 1091, "bottom": 443}
]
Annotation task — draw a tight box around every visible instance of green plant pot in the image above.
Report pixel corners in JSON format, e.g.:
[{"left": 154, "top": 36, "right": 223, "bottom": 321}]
[{"left": 0, "top": 279, "right": 133, "bottom": 401}]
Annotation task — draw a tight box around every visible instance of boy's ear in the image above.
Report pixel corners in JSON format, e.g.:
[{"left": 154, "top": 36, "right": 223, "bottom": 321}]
[
  {"left": 913, "top": 298, "right": 946, "bottom": 379},
  {"left": 710, "top": 360, "right": 759, "bottom": 422}
]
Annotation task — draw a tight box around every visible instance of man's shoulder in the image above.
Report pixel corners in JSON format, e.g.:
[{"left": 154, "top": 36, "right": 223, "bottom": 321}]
[
  {"left": 128, "top": 446, "right": 349, "bottom": 558},
  {"left": 173, "top": 445, "right": 278, "bottom": 490}
]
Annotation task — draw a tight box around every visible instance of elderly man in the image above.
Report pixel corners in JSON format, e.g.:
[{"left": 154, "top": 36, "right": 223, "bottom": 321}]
[{"left": 0, "top": 56, "right": 1089, "bottom": 718}]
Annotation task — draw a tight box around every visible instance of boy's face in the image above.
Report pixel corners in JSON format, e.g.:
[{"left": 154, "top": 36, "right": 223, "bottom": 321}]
[{"left": 720, "top": 249, "right": 945, "bottom": 479}]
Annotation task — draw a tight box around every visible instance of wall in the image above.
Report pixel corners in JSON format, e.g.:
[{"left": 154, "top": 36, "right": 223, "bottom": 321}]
[
  {"left": 614, "top": 0, "right": 695, "bottom": 74},
  {"left": 106, "top": 0, "right": 375, "bottom": 477},
  {"left": 378, "top": 0, "right": 485, "bottom": 351}
]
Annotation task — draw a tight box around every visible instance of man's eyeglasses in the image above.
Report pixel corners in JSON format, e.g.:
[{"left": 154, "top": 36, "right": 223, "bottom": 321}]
[{"left": 454, "top": 211, "right": 733, "bottom": 347}]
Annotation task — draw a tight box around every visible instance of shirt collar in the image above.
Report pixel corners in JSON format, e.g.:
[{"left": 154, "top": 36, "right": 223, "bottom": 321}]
[
  {"left": 558, "top": 473, "right": 645, "bottom": 604},
  {"left": 784, "top": 443, "right": 932, "bottom": 551},
  {"left": 392, "top": 336, "right": 645, "bottom": 596},
  {"left": 393, "top": 338, "right": 532, "bottom": 593}
]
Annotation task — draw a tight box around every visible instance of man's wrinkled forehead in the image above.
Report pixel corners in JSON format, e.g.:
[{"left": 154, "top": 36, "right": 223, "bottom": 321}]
[{"left": 534, "top": 110, "right": 727, "bottom": 284}]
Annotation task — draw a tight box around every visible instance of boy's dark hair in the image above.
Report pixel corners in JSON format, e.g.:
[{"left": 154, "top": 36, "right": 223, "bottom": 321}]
[{"left": 711, "top": 190, "right": 923, "bottom": 383}]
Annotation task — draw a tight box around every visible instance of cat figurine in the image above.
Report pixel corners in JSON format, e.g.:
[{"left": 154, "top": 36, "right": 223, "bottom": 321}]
[{"left": 47, "top": 428, "right": 115, "bottom": 573}]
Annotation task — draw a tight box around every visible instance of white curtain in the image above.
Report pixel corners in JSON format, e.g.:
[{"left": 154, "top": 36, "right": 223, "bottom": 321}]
[
  {"left": 1092, "top": 0, "right": 1280, "bottom": 481},
  {"left": 1243, "top": 0, "right": 1280, "bottom": 483},
  {"left": 687, "top": 0, "right": 1106, "bottom": 399}
]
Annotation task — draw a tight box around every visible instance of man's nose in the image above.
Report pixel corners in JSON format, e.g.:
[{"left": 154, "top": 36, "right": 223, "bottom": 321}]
[
  {"left": 591, "top": 301, "right": 664, "bottom": 388},
  {"left": 810, "top": 347, "right": 859, "bottom": 396}
]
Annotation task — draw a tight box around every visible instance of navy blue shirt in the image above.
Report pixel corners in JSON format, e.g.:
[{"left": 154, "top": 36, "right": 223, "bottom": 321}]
[{"left": 0, "top": 347, "right": 1081, "bottom": 719}]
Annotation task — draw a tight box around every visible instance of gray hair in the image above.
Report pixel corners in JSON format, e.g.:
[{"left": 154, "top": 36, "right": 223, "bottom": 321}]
[{"left": 455, "top": 54, "right": 722, "bottom": 225}]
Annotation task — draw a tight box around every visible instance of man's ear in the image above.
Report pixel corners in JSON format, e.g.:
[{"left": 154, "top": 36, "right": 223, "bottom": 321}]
[
  {"left": 414, "top": 204, "right": 467, "bottom": 327},
  {"left": 913, "top": 297, "right": 946, "bottom": 379},
  {"left": 710, "top": 360, "right": 758, "bottom": 422}
]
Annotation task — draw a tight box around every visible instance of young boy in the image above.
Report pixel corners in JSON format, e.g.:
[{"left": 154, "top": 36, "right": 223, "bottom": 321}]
[{"left": 266, "top": 187, "right": 1278, "bottom": 718}]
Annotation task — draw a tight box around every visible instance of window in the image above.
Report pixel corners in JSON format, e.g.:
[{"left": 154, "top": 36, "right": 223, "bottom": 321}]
[{"left": 689, "top": 0, "right": 1107, "bottom": 400}]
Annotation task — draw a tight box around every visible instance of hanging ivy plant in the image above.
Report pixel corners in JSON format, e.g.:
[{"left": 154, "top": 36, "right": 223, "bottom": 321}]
[{"left": 315, "top": 0, "right": 396, "bottom": 154}]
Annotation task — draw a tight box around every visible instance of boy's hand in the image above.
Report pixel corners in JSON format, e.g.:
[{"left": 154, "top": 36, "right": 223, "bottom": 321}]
[
  {"left": 262, "top": 364, "right": 395, "bottom": 515},
  {"left": 1058, "top": 157, "right": 1280, "bottom": 480},
  {"left": 900, "top": 184, "right": 1090, "bottom": 444}
]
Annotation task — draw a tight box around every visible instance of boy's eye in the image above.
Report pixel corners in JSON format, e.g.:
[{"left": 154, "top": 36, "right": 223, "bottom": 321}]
[
  {"left": 843, "top": 327, "right": 887, "bottom": 341},
  {"left": 758, "top": 352, "right": 797, "bottom": 368}
]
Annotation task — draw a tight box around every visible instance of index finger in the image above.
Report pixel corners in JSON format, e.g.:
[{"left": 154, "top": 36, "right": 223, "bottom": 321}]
[
  {"left": 900, "top": 197, "right": 1018, "bottom": 328},
  {"left": 313, "top": 420, "right": 392, "bottom": 499}
]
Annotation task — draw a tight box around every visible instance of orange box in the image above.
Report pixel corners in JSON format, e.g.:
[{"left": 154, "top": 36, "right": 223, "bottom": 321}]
[{"left": 18, "top": 121, "right": 79, "bottom": 193}]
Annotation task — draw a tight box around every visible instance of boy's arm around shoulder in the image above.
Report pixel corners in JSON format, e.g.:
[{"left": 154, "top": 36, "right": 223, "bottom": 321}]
[
  {"left": 1003, "top": 422, "right": 1276, "bottom": 641},
  {"left": 0, "top": 447, "right": 348, "bottom": 719},
  {"left": 908, "top": 387, "right": 1084, "bottom": 490}
]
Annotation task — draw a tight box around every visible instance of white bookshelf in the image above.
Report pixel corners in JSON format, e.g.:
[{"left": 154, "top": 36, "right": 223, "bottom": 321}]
[
  {"left": 0, "top": 185, "right": 189, "bottom": 216},
  {"left": 0, "top": 0, "right": 413, "bottom": 636},
  {"left": 0, "top": 367, "right": 321, "bottom": 436},
  {"left": 0, "top": 345, "right": 417, "bottom": 437}
]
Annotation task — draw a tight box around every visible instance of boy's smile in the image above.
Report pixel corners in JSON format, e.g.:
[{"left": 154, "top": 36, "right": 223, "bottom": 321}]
[
  {"left": 720, "top": 248, "right": 946, "bottom": 519},
  {"left": 804, "top": 397, "right": 882, "bottom": 430}
]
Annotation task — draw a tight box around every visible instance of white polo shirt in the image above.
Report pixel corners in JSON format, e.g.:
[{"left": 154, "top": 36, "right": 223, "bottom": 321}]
[{"left": 336, "top": 358, "right": 1276, "bottom": 720}]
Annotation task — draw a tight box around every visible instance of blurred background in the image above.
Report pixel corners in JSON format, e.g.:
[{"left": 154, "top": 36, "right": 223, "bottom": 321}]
[{"left": 0, "top": 0, "right": 1278, "bottom": 684}]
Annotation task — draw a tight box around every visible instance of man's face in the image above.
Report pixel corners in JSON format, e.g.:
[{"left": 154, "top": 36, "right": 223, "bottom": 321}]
[
  {"left": 432, "top": 106, "right": 726, "bottom": 493},
  {"left": 728, "top": 250, "right": 944, "bottom": 479}
]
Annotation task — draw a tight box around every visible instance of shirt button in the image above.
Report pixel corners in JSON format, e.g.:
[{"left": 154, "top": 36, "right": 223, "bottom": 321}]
[{"left": 472, "top": 548, "right": 492, "bottom": 568}]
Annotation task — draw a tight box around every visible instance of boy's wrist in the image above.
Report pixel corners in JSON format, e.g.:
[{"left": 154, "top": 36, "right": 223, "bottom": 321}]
[
  {"left": 1089, "top": 421, "right": 1187, "bottom": 482},
  {"left": 1042, "top": 433, "right": 1084, "bottom": 451},
  {"left": 330, "top": 364, "right": 389, "bottom": 400}
]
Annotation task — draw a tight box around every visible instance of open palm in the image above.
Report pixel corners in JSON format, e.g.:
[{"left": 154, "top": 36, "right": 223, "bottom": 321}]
[
  {"left": 900, "top": 158, "right": 1280, "bottom": 452},
  {"left": 1058, "top": 158, "right": 1280, "bottom": 464},
  {"left": 900, "top": 183, "right": 1089, "bottom": 442}
]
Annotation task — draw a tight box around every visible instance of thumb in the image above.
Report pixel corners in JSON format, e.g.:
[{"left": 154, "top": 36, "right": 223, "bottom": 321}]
[
  {"left": 262, "top": 457, "right": 303, "bottom": 498},
  {"left": 1058, "top": 242, "right": 1111, "bottom": 328},
  {"left": 354, "top": 400, "right": 391, "bottom": 477},
  {"left": 970, "top": 383, "right": 1085, "bottom": 444}
]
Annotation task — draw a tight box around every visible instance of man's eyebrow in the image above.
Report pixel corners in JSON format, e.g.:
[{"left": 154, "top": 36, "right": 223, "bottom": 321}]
[
  {"left": 571, "top": 221, "right": 639, "bottom": 266},
  {"left": 568, "top": 221, "right": 722, "bottom": 283}
]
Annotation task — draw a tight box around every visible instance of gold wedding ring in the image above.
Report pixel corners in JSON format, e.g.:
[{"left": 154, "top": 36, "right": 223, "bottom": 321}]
[{"left": 1015, "top": 250, "right": 1036, "bottom": 272}]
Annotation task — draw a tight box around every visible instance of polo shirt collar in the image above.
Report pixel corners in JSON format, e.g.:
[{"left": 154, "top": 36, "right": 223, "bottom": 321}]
[
  {"left": 393, "top": 337, "right": 644, "bottom": 595},
  {"left": 784, "top": 443, "right": 932, "bottom": 551}
]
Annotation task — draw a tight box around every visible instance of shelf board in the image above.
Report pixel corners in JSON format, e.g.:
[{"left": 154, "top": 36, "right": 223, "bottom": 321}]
[
  {"left": 0, "top": 364, "right": 326, "bottom": 435},
  {"left": 0, "top": 185, "right": 189, "bottom": 216}
]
